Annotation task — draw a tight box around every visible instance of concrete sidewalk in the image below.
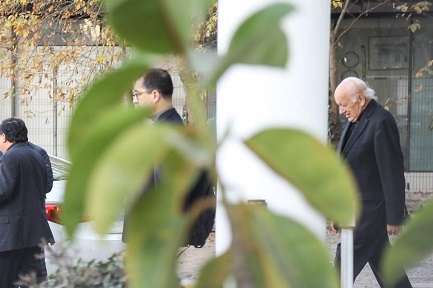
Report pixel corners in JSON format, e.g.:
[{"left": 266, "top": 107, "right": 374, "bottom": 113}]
[
  {"left": 326, "top": 233, "right": 433, "bottom": 288},
  {"left": 178, "top": 232, "right": 433, "bottom": 287}
]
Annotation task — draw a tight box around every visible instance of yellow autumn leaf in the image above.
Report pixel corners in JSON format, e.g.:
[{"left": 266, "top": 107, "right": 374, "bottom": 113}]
[
  {"left": 96, "top": 54, "right": 106, "bottom": 64},
  {"left": 76, "top": 0, "right": 84, "bottom": 11},
  {"left": 415, "top": 84, "right": 424, "bottom": 93}
]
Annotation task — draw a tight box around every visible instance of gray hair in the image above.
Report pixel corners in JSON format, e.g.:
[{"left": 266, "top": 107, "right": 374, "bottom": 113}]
[{"left": 343, "top": 77, "right": 378, "bottom": 102}]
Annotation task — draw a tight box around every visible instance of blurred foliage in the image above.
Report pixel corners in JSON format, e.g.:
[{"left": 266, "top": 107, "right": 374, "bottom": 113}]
[
  {"left": 17, "top": 244, "right": 126, "bottom": 288},
  {"left": 382, "top": 200, "right": 433, "bottom": 286},
  {"left": 193, "top": 1, "right": 217, "bottom": 51}
]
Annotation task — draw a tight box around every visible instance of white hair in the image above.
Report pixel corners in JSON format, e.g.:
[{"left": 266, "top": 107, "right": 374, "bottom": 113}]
[{"left": 343, "top": 77, "right": 378, "bottom": 102}]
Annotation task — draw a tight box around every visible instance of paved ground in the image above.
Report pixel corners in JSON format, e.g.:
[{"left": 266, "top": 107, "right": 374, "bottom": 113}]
[
  {"left": 178, "top": 232, "right": 433, "bottom": 287},
  {"left": 179, "top": 205, "right": 433, "bottom": 288},
  {"left": 178, "top": 193, "right": 433, "bottom": 287},
  {"left": 326, "top": 233, "right": 433, "bottom": 288}
]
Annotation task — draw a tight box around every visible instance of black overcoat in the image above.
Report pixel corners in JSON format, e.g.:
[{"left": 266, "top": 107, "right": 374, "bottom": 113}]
[
  {"left": 336, "top": 100, "right": 412, "bottom": 285},
  {"left": 338, "top": 99, "right": 406, "bottom": 230},
  {"left": 0, "top": 142, "right": 54, "bottom": 252}
]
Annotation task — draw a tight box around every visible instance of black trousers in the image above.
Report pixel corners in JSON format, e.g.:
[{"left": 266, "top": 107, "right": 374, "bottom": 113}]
[
  {"left": 0, "top": 246, "right": 47, "bottom": 288},
  {"left": 335, "top": 229, "right": 412, "bottom": 288}
]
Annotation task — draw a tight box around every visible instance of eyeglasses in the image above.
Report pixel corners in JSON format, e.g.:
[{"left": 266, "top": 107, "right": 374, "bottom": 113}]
[{"left": 131, "top": 90, "right": 152, "bottom": 99}]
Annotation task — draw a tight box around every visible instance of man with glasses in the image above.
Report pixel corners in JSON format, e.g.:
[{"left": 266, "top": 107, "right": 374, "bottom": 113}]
[
  {"left": 0, "top": 117, "right": 54, "bottom": 287},
  {"left": 331, "top": 77, "right": 412, "bottom": 288},
  {"left": 123, "top": 68, "right": 184, "bottom": 243},
  {"left": 131, "top": 68, "right": 183, "bottom": 124},
  {"left": 123, "top": 68, "right": 215, "bottom": 248}
]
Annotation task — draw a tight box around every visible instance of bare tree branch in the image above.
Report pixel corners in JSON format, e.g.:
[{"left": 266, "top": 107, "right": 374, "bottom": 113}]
[{"left": 335, "top": 0, "right": 392, "bottom": 44}]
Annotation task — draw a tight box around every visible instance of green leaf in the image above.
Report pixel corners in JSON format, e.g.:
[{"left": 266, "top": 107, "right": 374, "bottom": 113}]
[
  {"left": 63, "top": 108, "right": 151, "bottom": 236},
  {"left": 190, "top": 51, "right": 296, "bottom": 110},
  {"left": 409, "top": 23, "right": 418, "bottom": 33},
  {"left": 244, "top": 128, "right": 359, "bottom": 227},
  {"left": 188, "top": 50, "right": 221, "bottom": 90},
  {"left": 85, "top": 124, "right": 180, "bottom": 234},
  {"left": 126, "top": 194, "right": 186, "bottom": 288},
  {"left": 103, "top": 0, "right": 172, "bottom": 53},
  {"left": 227, "top": 204, "right": 339, "bottom": 287},
  {"left": 68, "top": 55, "right": 154, "bottom": 161},
  {"left": 103, "top": 0, "right": 205, "bottom": 54},
  {"left": 227, "top": 3, "right": 293, "bottom": 67},
  {"left": 161, "top": 0, "right": 215, "bottom": 52},
  {"left": 382, "top": 200, "right": 433, "bottom": 287},
  {"left": 125, "top": 150, "right": 199, "bottom": 288},
  {"left": 197, "top": 252, "right": 231, "bottom": 288}
]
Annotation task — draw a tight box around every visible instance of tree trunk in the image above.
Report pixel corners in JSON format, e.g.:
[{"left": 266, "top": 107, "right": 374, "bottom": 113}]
[{"left": 329, "top": 27, "right": 342, "bottom": 147}]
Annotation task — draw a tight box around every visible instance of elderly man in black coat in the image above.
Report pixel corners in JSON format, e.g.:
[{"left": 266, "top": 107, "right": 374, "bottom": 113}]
[
  {"left": 0, "top": 117, "right": 54, "bottom": 287},
  {"left": 331, "top": 77, "right": 412, "bottom": 288}
]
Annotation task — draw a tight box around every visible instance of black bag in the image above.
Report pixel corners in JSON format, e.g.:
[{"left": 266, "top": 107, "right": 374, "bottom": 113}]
[{"left": 183, "top": 170, "right": 216, "bottom": 248}]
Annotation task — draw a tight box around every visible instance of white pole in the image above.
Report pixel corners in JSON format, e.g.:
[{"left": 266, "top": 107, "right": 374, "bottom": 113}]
[
  {"left": 216, "top": 0, "right": 330, "bottom": 254},
  {"left": 341, "top": 228, "right": 354, "bottom": 288}
]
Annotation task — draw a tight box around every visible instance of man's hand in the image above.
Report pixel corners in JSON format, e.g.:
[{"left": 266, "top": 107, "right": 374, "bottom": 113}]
[
  {"left": 387, "top": 225, "right": 402, "bottom": 235},
  {"left": 327, "top": 222, "right": 341, "bottom": 234}
]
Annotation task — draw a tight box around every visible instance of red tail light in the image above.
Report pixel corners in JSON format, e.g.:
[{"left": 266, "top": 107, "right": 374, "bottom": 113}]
[
  {"left": 45, "top": 204, "right": 90, "bottom": 224},
  {"left": 46, "top": 204, "right": 62, "bottom": 224}
]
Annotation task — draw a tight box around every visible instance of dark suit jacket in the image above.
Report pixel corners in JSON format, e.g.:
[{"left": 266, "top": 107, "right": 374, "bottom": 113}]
[
  {"left": 155, "top": 107, "right": 184, "bottom": 124},
  {"left": 150, "top": 108, "right": 184, "bottom": 189},
  {"left": 28, "top": 142, "right": 54, "bottom": 193},
  {"left": 0, "top": 142, "right": 54, "bottom": 252},
  {"left": 338, "top": 100, "right": 406, "bottom": 229},
  {"left": 0, "top": 142, "right": 53, "bottom": 192},
  {"left": 122, "top": 107, "right": 183, "bottom": 242}
]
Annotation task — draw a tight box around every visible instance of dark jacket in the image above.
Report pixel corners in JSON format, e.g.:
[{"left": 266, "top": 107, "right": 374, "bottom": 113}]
[
  {"left": 28, "top": 142, "right": 54, "bottom": 193},
  {"left": 335, "top": 99, "right": 413, "bottom": 288},
  {"left": 155, "top": 107, "right": 184, "bottom": 124},
  {"left": 122, "top": 107, "right": 183, "bottom": 242},
  {"left": 0, "top": 142, "right": 53, "bottom": 192},
  {"left": 0, "top": 142, "right": 54, "bottom": 252},
  {"left": 338, "top": 99, "right": 406, "bottom": 227}
]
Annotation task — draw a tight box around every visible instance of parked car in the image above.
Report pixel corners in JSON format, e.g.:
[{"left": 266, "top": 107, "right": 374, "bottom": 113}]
[{"left": 45, "top": 155, "right": 125, "bottom": 274}]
